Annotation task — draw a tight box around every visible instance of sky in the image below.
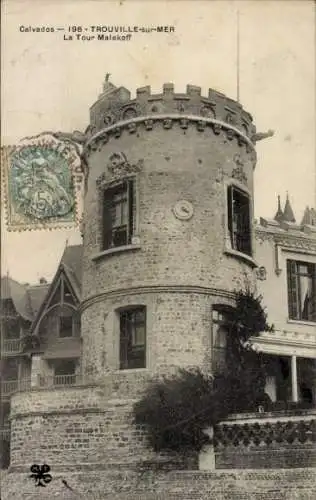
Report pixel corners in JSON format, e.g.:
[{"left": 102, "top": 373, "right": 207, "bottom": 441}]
[{"left": 1, "top": 0, "right": 315, "bottom": 284}]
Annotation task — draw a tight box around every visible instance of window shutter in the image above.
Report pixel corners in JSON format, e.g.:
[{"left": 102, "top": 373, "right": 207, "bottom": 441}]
[
  {"left": 102, "top": 189, "right": 113, "bottom": 250},
  {"left": 242, "top": 196, "right": 251, "bottom": 255},
  {"left": 127, "top": 180, "right": 135, "bottom": 243},
  {"left": 287, "top": 260, "right": 298, "bottom": 319},
  {"left": 227, "top": 186, "right": 233, "bottom": 246},
  {"left": 119, "top": 312, "right": 128, "bottom": 369}
]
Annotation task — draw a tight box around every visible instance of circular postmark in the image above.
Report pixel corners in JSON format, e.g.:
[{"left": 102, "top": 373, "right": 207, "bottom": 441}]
[
  {"left": 172, "top": 200, "right": 194, "bottom": 221},
  {"left": 9, "top": 145, "right": 75, "bottom": 221}
]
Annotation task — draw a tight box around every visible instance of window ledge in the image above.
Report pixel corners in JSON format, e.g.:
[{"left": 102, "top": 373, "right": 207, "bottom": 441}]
[
  {"left": 224, "top": 248, "right": 258, "bottom": 268},
  {"left": 91, "top": 244, "right": 141, "bottom": 261},
  {"left": 287, "top": 319, "right": 316, "bottom": 326},
  {"left": 115, "top": 368, "right": 149, "bottom": 373}
]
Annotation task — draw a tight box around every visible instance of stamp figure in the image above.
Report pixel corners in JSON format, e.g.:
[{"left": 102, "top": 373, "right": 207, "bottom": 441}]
[{"left": 2, "top": 133, "right": 84, "bottom": 231}]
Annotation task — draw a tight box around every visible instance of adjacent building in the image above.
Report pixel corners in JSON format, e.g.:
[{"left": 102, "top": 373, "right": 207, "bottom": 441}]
[
  {"left": 254, "top": 198, "right": 316, "bottom": 407},
  {"left": 0, "top": 277, "right": 49, "bottom": 468}
]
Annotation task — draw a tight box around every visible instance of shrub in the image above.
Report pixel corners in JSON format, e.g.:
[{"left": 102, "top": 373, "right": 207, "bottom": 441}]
[{"left": 132, "top": 289, "right": 274, "bottom": 452}]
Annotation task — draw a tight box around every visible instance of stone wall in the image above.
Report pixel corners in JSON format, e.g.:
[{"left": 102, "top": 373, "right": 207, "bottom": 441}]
[
  {"left": 83, "top": 125, "right": 256, "bottom": 299},
  {"left": 9, "top": 386, "right": 153, "bottom": 469},
  {"left": 81, "top": 119, "right": 257, "bottom": 381},
  {"left": 81, "top": 290, "right": 236, "bottom": 382},
  {"left": 88, "top": 83, "right": 256, "bottom": 139},
  {"left": 2, "top": 468, "right": 316, "bottom": 499}
]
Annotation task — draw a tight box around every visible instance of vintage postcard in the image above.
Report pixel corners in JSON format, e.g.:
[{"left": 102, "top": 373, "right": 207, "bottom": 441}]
[{"left": 1, "top": 1, "right": 315, "bottom": 499}]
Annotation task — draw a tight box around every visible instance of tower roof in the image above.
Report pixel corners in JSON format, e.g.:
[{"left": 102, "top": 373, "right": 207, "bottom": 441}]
[
  {"left": 1, "top": 276, "right": 48, "bottom": 321},
  {"left": 283, "top": 193, "right": 296, "bottom": 223},
  {"left": 274, "top": 195, "right": 284, "bottom": 222}
]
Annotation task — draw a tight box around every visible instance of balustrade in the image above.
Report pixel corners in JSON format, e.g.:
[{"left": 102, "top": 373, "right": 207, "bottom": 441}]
[{"left": 0, "top": 338, "right": 22, "bottom": 355}]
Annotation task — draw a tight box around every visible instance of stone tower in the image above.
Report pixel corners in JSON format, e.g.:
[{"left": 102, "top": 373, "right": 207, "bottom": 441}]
[
  {"left": 79, "top": 81, "right": 258, "bottom": 464},
  {"left": 5, "top": 81, "right": 261, "bottom": 499}
]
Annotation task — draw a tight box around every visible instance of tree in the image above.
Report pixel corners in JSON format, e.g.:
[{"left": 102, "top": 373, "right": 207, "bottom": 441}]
[{"left": 132, "top": 289, "right": 274, "bottom": 452}]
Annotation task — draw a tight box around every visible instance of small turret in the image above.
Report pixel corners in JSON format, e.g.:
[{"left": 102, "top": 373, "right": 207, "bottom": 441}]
[
  {"left": 301, "top": 206, "right": 316, "bottom": 226},
  {"left": 283, "top": 192, "right": 296, "bottom": 223},
  {"left": 274, "top": 195, "right": 284, "bottom": 222}
]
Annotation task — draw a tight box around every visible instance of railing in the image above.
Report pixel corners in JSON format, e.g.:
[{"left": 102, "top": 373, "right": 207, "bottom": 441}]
[
  {"left": 39, "top": 374, "right": 82, "bottom": 388},
  {"left": 212, "top": 409, "right": 316, "bottom": 469},
  {"left": 0, "top": 374, "right": 82, "bottom": 399},
  {"left": 0, "top": 425, "right": 10, "bottom": 440},
  {"left": 0, "top": 338, "right": 22, "bottom": 355},
  {"left": 214, "top": 414, "right": 316, "bottom": 448},
  {"left": 0, "top": 379, "right": 31, "bottom": 399}
]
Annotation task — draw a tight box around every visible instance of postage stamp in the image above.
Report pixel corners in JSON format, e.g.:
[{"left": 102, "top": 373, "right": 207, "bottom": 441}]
[{"left": 1, "top": 133, "right": 84, "bottom": 231}]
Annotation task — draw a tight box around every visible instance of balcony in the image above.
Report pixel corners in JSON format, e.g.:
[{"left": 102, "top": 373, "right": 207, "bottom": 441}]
[
  {"left": 0, "top": 338, "right": 22, "bottom": 356},
  {"left": 0, "top": 379, "right": 31, "bottom": 400},
  {"left": 39, "top": 374, "right": 82, "bottom": 387},
  {"left": 0, "top": 374, "right": 82, "bottom": 400},
  {"left": 0, "top": 425, "right": 10, "bottom": 441}
]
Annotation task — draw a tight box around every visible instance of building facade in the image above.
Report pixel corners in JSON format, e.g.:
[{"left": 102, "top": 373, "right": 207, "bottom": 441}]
[
  {"left": 1, "top": 79, "right": 315, "bottom": 499},
  {"left": 254, "top": 199, "right": 316, "bottom": 407},
  {"left": 0, "top": 277, "right": 49, "bottom": 468}
]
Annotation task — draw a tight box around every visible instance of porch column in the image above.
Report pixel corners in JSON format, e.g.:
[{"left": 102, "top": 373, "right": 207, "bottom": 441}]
[{"left": 291, "top": 355, "right": 298, "bottom": 403}]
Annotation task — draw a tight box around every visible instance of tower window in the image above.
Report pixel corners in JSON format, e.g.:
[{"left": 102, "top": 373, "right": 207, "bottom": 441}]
[
  {"left": 212, "top": 306, "right": 234, "bottom": 372},
  {"left": 119, "top": 307, "right": 146, "bottom": 370},
  {"left": 102, "top": 180, "right": 135, "bottom": 250},
  {"left": 287, "top": 260, "right": 316, "bottom": 322},
  {"left": 227, "top": 185, "right": 252, "bottom": 256}
]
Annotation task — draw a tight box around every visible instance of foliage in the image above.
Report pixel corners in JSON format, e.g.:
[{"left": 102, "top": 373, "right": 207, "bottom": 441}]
[
  {"left": 132, "top": 288, "right": 274, "bottom": 452},
  {"left": 233, "top": 288, "right": 274, "bottom": 340},
  {"left": 133, "top": 368, "right": 223, "bottom": 452}
]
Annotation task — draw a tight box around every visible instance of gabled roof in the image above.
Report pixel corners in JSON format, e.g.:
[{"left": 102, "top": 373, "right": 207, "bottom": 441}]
[
  {"left": 28, "top": 284, "right": 50, "bottom": 315},
  {"left": 61, "top": 245, "right": 83, "bottom": 292},
  {"left": 30, "top": 244, "right": 83, "bottom": 333},
  {"left": 1, "top": 276, "right": 33, "bottom": 321}
]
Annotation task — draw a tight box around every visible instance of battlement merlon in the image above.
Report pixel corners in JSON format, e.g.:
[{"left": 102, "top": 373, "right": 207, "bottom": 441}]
[{"left": 89, "top": 82, "right": 257, "bottom": 140}]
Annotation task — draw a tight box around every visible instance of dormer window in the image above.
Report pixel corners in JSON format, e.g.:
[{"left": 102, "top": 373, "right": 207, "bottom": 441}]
[
  {"left": 58, "top": 313, "right": 73, "bottom": 338},
  {"left": 227, "top": 185, "right": 252, "bottom": 256},
  {"left": 102, "top": 180, "right": 135, "bottom": 250},
  {"left": 36, "top": 273, "right": 80, "bottom": 342}
]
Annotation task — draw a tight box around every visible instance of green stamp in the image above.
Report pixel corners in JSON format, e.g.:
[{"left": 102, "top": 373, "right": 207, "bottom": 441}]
[{"left": 2, "top": 134, "right": 84, "bottom": 231}]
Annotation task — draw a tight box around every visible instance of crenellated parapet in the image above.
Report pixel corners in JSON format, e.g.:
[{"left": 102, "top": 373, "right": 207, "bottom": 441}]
[{"left": 85, "top": 83, "right": 257, "bottom": 155}]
